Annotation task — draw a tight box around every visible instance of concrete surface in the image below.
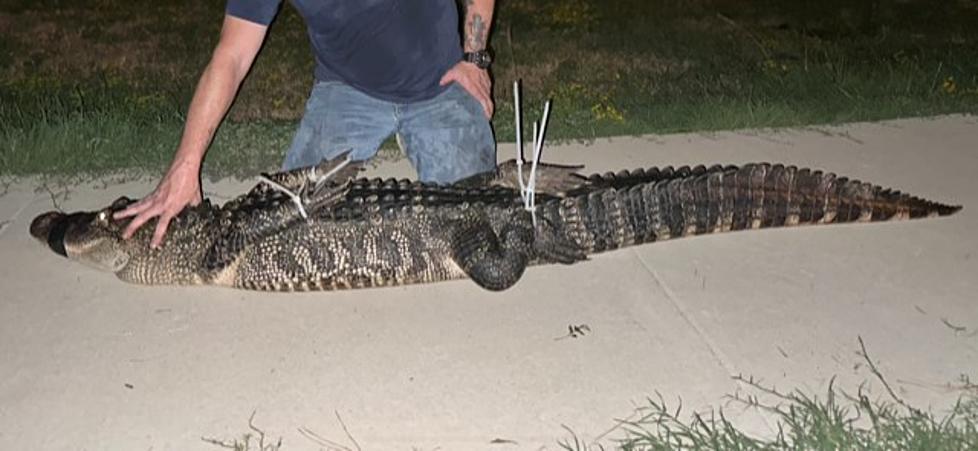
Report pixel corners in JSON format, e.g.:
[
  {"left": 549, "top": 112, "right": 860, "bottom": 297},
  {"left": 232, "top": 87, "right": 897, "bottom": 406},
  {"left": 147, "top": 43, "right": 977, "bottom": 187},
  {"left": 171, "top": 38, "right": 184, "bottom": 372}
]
[{"left": 1, "top": 116, "right": 976, "bottom": 450}]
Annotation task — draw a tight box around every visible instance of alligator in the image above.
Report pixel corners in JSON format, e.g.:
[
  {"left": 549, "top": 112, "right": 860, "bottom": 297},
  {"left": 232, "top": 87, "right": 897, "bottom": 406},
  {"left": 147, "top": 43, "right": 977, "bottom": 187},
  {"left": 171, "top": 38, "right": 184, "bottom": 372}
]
[{"left": 30, "top": 155, "right": 961, "bottom": 291}]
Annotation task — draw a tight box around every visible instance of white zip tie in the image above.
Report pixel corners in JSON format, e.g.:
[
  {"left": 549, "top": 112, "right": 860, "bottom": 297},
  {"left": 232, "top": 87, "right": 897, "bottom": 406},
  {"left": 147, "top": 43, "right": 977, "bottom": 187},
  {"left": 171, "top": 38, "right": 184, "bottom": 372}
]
[
  {"left": 258, "top": 174, "right": 309, "bottom": 219},
  {"left": 513, "top": 81, "right": 527, "bottom": 200},
  {"left": 526, "top": 101, "right": 552, "bottom": 227},
  {"left": 258, "top": 154, "right": 354, "bottom": 221},
  {"left": 510, "top": 79, "right": 552, "bottom": 227},
  {"left": 313, "top": 155, "right": 353, "bottom": 190},
  {"left": 528, "top": 121, "right": 538, "bottom": 210}
]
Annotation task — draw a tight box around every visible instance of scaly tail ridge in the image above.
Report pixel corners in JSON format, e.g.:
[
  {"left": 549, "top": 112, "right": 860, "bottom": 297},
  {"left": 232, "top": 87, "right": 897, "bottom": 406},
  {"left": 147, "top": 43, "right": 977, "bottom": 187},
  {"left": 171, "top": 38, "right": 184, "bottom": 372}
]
[{"left": 545, "top": 163, "right": 961, "bottom": 255}]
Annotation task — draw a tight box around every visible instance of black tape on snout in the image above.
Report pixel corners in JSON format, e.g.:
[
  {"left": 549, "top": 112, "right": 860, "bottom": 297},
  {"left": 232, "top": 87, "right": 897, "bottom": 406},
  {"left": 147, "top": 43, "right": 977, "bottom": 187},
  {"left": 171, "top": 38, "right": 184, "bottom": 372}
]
[{"left": 46, "top": 217, "right": 70, "bottom": 257}]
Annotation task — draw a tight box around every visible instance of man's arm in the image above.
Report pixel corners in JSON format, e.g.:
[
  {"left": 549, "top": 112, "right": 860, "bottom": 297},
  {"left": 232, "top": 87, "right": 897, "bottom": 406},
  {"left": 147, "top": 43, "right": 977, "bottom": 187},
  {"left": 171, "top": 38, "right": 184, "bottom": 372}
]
[
  {"left": 115, "top": 15, "right": 269, "bottom": 248},
  {"left": 440, "top": 0, "right": 496, "bottom": 118}
]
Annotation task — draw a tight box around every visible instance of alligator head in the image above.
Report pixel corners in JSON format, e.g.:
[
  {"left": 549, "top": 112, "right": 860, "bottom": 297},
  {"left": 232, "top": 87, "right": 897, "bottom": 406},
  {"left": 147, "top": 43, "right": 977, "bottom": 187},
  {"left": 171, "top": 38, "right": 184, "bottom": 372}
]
[{"left": 30, "top": 196, "right": 137, "bottom": 273}]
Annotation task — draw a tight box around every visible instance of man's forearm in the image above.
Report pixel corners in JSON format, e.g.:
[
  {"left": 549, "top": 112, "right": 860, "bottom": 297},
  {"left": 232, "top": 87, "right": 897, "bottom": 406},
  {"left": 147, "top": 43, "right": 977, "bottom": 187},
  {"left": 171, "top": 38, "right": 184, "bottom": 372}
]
[
  {"left": 171, "top": 54, "right": 249, "bottom": 171},
  {"left": 463, "top": 0, "right": 495, "bottom": 52}
]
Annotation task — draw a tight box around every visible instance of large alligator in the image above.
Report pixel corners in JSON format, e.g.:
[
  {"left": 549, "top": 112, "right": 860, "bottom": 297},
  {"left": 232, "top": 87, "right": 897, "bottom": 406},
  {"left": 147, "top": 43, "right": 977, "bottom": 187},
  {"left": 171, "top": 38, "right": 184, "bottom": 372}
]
[{"left": 30, "top": 156, "right": 960, "bottom": 291}]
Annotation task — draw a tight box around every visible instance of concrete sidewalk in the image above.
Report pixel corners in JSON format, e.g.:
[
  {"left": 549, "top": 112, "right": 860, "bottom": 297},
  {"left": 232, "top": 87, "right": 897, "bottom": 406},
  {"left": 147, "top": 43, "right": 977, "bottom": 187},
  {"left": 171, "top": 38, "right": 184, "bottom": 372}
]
[{"left": 1, "top": 116, "right": 975, "bottom": 450}]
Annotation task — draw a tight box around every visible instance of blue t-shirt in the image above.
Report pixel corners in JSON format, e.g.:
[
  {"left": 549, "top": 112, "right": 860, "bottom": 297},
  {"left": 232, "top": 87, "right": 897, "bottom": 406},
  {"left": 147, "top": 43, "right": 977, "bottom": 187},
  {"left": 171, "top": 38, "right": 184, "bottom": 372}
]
[{"left": 226, "top": 0, "right": 462, "bottom": 102}]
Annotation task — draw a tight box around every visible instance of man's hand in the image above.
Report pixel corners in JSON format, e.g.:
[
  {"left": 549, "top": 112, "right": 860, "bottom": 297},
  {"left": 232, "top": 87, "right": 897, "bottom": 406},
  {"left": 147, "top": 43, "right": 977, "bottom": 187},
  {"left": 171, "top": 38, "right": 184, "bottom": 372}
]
[
  {"left": 113, "top": 161, "right": 202, "bottom": 248},
  {"left": 110, "top": 16, "right": 268, "bottom": 249},
  {"left": 440, "top": 61, "right": 493, "bottom": 118}
]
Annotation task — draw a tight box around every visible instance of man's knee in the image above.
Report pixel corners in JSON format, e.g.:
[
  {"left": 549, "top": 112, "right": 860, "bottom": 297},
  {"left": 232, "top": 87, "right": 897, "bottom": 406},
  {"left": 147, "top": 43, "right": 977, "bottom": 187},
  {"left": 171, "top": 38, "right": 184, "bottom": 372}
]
[{"left": 282, "top": 82, "right": 396, "bottom": 171}]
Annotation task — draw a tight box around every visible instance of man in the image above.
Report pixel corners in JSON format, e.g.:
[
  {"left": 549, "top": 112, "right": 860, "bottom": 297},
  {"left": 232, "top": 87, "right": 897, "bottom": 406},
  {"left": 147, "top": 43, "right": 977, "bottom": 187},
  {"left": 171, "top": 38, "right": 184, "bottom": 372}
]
[{"left": 116, "top": 0, "right": 497, "bottom": 248}]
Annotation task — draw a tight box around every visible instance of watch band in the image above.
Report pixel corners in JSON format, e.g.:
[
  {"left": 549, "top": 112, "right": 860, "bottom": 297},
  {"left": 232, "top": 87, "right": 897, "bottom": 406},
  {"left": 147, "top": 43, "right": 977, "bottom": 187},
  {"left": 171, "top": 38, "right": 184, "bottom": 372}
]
[{"left": 463, "top": 50, "right": 492, "bottom": 69}]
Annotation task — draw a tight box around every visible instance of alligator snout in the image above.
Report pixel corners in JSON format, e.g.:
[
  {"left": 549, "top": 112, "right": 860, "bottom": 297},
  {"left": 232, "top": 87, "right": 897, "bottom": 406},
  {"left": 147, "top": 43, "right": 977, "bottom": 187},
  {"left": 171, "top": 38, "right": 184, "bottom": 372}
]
[
  {"left": 30, "top": 211, "right": 64, "bottom": 240},
  {"left": 30, "top": 211, "right": 73, "bottom": 257}
]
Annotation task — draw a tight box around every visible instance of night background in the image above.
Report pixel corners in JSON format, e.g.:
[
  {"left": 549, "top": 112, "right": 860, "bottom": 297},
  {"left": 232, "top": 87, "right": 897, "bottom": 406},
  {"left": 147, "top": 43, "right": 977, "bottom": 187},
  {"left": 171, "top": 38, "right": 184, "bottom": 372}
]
[{"left": 1, "top": 0, "right": 976, "bottom": 175}]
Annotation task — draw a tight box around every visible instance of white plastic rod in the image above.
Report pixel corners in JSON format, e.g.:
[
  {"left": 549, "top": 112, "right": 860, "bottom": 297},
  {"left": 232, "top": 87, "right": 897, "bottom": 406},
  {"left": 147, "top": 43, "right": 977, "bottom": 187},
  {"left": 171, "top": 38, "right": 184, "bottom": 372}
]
[{"left": 513, "top": 81, "right": 526, "bottom": 197}]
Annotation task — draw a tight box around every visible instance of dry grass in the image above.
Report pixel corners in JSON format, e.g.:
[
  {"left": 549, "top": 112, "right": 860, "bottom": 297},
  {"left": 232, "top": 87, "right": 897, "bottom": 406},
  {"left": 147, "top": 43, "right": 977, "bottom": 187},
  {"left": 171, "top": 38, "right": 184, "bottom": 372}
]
[{"left": 2, "top": 11, "right": 177, "bottom": 80}]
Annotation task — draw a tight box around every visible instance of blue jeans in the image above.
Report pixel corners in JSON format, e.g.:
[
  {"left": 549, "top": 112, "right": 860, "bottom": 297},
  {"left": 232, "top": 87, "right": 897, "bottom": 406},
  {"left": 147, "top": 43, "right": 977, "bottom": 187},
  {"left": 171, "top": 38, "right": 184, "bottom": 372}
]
[{"left": 283, "top": 81, "right": 497, "bottom": 184}]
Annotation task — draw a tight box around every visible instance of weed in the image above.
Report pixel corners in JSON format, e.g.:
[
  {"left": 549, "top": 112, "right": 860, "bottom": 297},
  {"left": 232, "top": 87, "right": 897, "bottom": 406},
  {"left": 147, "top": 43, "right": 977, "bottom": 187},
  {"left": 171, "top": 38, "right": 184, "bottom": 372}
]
[{"left": 558, "top": 337, "right": 978, "bottom": 450}]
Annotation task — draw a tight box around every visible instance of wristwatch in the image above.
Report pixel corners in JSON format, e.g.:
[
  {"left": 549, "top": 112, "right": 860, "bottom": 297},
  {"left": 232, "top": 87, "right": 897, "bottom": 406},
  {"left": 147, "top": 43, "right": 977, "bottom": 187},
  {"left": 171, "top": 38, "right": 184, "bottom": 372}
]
[{"left": 463, "top": 50, "right": 493, "bottom": 69}]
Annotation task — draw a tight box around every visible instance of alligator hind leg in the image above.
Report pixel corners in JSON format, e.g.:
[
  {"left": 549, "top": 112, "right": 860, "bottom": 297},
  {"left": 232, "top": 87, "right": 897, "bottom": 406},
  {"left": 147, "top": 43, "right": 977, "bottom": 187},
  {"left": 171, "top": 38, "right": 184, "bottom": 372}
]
[{"left": 450, "top": 211, "right": 535, "bottom": 291}]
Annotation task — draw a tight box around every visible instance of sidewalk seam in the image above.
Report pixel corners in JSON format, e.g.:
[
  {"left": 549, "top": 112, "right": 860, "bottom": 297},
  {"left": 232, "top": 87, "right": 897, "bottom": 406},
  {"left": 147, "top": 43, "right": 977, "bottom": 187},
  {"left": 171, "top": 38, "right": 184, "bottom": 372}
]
[
  {"left": 633, "top": 251, "right": 738, "bottom": 376},
  {"left": 633, "top": 250, "right": 777, "bottom": 430}
]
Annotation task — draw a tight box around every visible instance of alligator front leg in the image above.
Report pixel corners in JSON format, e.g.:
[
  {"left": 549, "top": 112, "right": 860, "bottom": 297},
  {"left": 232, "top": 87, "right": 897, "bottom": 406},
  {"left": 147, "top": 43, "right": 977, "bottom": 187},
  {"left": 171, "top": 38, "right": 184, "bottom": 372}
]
[{"left": 449, "top": 211, "right": 535, "bottom": 291}]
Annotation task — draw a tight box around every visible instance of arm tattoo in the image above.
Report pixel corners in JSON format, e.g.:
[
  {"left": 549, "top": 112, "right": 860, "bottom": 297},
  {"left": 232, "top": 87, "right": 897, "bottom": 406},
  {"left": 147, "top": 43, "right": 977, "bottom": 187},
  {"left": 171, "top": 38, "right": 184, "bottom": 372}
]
[
  {"left": 463, "top": 0, "right": 494, "bottom": 52},
  {"left": 466, "top": 14, "right": 487, "bottom": 51}
]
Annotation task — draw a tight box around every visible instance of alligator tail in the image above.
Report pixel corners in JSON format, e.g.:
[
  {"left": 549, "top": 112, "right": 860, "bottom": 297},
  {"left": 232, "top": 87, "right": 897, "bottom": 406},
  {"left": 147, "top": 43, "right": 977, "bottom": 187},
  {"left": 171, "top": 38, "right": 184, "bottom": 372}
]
[{"left": 546, "top": 163, "right": 961, "bottom": 254}]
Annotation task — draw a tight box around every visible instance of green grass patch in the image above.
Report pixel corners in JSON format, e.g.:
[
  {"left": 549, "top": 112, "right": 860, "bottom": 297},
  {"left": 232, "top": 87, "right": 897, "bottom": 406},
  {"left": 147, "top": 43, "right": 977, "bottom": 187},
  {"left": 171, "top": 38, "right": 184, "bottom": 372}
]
[
  {"left": 559, "top": 378, "right": 977, "bottom": 450},
  {"left": 558, "top": 338, "right": 978, "bottom": 450},
  {"left": 2, "top": 0, "right": 978, "bottom": 177}
]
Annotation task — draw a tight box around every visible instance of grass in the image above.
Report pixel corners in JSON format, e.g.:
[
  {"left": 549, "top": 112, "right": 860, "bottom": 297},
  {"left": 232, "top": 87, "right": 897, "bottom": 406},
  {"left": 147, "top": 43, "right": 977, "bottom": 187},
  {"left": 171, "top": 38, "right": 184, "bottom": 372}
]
[
  {"left": 2, "top": 0, "right": 978, "bottom": 178},
  {"left": 556, "top": 337, "right": 978, "bottom": 450},
  {"left": 202, "top": 411, "right": 283, "bottom": 451},
  {"left": 557, "top": 378, "right": 978, "bottom": 450}
]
